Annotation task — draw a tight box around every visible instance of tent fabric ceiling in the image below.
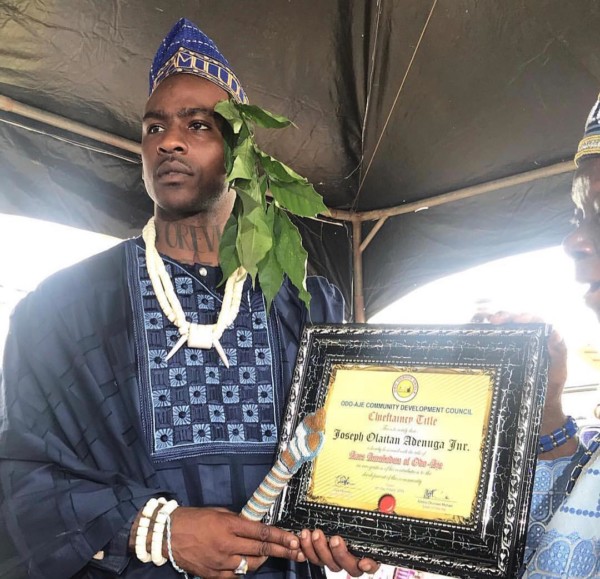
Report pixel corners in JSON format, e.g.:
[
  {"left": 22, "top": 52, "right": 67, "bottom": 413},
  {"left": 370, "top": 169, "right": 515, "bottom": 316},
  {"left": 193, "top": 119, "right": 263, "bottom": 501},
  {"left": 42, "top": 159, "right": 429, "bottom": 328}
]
[{"left": 0, "top": 0, "right": 598, "bottom": 318}]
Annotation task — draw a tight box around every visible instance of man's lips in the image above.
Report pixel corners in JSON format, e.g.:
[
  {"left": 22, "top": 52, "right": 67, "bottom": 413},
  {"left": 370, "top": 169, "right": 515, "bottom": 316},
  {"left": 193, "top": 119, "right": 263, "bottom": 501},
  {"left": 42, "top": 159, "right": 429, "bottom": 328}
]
[
  {"left": 573, "top": 260, "right": 600, "bottom": 294},
  {"left": 586, "top": 281, "right": 600, "bottom": 294},
  {"left": 157, "top": 160, "right": 193, "bottom": 178}
]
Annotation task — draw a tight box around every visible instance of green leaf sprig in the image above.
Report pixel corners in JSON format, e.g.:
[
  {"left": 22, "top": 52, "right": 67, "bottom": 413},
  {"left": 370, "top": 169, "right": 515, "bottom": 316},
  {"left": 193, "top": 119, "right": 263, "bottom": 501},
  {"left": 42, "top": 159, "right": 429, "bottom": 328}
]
[{"left": 215, "top": 99, "right": 328, "bottom": 311}]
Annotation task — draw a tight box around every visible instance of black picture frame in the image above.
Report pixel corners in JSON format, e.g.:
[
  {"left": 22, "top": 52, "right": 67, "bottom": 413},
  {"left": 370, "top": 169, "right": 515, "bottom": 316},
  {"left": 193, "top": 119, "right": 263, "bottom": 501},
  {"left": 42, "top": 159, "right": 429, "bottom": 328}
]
[{"left": 267, "top": 324, "right": 549, "bottom": 579}]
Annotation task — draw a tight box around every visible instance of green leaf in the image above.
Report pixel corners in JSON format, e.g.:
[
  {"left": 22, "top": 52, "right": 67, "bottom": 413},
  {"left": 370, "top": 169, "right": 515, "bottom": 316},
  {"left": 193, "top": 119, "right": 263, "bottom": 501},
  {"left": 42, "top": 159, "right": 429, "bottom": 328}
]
[
  {"left": 222, "top": 130, "right": 234, "bottom": 176},
  {"left": 219, "top": 210, "right": 241, "bottom": 284},
  {"left": 229, "top": 137, "right": 256, "bottom": 181},
  {"left": 237, "top": 103, "right": 293, "bottom": 129},
  {"left": 274, "top": 208, "right": 311, "bottom": 308},
  {"left": 215, "top": 98, "right": 319, "bottom": 306},
  {"left": 237, "top": 122, "right": 252, "bottom": 143},
  {"left": 258, "top": 248, "right": 284, "bottom": 312},
  {"left": 257, "top": 151, "right": 303, "bottom": 183},
  {"left": 236, "top": 205, "right": 273, "bottom": 280},
  {"left": 270, "top": 180, "right": 328, "bottom": 218},
  {"left": 235, "top": 176, "right": 266, "bottom": 209},
  {"left": 214, "top": 99, "right": 244, "bottom": 133},
  {"left": 257, "top": 205, "right": 283, "bottom": 311}
]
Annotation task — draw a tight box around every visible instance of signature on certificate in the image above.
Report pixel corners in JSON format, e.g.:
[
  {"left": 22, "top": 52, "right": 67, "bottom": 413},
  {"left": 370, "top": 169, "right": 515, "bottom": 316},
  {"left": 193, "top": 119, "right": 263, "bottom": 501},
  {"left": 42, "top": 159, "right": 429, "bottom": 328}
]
[{"left": 335, "top": 474, "right": 353, "bottom": 487}]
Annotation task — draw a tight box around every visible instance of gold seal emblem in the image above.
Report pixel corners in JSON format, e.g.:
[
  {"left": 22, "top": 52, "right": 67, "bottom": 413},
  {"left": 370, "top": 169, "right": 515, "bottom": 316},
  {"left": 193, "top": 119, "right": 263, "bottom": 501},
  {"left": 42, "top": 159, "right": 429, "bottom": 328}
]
[{"left": 392, "top": 374, "right": 418, "bottom": 402}]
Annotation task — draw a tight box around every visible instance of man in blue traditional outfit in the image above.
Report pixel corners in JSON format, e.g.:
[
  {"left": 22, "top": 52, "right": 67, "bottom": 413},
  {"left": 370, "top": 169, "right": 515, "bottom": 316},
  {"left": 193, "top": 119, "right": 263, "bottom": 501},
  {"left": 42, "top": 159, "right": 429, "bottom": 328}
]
[
  {"left": 516, "top": 95, "right": 600, "bottom": 578},
  {"left": 456, "top": 100, "right": 600, "bottom": 577},
  {"left": 0, "top": 18, "right": 378, "bottom": 579}
]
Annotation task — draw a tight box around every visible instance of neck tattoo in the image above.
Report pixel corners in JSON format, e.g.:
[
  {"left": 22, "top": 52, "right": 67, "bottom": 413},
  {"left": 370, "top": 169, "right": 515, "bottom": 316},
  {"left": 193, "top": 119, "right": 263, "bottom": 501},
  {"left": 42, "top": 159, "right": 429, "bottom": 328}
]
[
  {"left": 159, "top": 221, "right": 222, "bottom": 264},
  {"left": 142, "top": 217, "right": 247, "bottom": 367}
]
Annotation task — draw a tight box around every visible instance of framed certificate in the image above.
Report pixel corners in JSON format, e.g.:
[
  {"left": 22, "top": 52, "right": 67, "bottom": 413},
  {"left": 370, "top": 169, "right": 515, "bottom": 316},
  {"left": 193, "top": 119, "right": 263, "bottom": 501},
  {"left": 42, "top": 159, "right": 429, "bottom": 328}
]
[{"left": 268, "top": 324, "right": 549, "bottom": 579}]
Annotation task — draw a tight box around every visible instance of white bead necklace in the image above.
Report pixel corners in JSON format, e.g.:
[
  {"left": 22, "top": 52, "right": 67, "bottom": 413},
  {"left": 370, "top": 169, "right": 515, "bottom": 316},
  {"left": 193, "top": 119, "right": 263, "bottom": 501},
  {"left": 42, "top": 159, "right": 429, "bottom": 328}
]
[{"left": 142, "top": 217, "right": 247, "bottom": 368}]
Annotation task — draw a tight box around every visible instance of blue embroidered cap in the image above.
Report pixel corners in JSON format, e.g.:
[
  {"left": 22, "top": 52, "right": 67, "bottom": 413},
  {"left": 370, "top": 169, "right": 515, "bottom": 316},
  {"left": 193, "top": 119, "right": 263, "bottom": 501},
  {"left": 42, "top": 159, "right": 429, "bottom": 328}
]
[
  {"left": 150, "top": 18, "right": 248, "bottom": 103},
  {"left": 575, "top": 93, "right": 600, "bottom": 166}
]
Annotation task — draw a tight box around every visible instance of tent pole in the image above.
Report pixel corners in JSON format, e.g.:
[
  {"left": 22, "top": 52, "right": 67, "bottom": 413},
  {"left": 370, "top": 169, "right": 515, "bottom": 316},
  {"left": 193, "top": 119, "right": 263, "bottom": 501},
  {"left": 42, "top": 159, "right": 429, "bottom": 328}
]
[
  {"left": 330, "top": 160, "right": 575, "bottom": 223},
  {"left": 360, "top": 216, "right": 388, "bottom": 253},
  {"left": 0, "top": 95, "right": 141, "bottom": 155},
  {"left": 352, "top": 218, "right": 366, "bottom": 322}
]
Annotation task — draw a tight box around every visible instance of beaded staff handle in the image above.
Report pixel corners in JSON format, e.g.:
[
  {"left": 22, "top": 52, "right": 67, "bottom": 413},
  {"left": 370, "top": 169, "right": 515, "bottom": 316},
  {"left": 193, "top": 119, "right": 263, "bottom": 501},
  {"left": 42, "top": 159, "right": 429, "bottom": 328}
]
[{"left": 241, "top": 409, "right": 326, "bottom": 521}]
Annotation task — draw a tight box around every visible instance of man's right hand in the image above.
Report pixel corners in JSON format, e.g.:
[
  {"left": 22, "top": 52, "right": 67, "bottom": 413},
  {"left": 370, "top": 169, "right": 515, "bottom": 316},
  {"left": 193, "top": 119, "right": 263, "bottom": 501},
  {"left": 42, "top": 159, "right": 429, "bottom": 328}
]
[{"left": 168, "top": 506, "right": 301, "bottom": 578}]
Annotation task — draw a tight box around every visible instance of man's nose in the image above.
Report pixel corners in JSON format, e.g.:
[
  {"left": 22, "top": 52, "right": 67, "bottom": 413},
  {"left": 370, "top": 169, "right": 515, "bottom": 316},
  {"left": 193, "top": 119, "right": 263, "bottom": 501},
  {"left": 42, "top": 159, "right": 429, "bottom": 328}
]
[
  {"left": 563, "top": 224, "right": 595, "bottom": 260},
  {"left": 158, "top": 128, "right": 187, "bottom": 154}
]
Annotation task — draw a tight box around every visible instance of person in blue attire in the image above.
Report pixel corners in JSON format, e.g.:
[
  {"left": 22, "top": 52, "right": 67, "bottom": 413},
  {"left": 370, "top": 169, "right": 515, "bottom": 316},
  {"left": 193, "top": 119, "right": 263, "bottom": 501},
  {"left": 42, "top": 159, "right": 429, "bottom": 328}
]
[
  {"left": 519, "top": 95, "right": 600, "bottom": 578},
  {"left": 0, "top": 18, "right": 378, "bottom": 579},
  {"left": 478, "top": 98, "right": 600, "bottom": 578}
]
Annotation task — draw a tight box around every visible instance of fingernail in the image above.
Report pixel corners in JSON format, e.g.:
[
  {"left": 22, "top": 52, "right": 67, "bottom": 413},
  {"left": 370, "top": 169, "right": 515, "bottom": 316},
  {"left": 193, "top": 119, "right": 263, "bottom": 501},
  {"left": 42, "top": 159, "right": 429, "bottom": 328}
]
[
  {"left": 297, "top": 552, "right": 306, "bottom": 562},
  {"left": 312, "top": 530, "right": 321, "bottom": 541},
  {"left": 290, "top": 538, "right": 299, "bottom": 549},
  {"left": 359, "top": 559, "right": 375, "bottom": 573},
  {"left": 330, "top": 536, "right": 340, "bottom": 548},
  {"left": 300, "top": 530, "right": 307, "bottom": 540}
]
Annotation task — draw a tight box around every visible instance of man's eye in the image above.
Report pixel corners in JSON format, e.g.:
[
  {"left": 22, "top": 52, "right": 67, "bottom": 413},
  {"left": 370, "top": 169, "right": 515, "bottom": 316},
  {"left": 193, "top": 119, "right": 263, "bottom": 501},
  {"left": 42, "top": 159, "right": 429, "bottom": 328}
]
[
  {"left": 146, "top": 125, "right": 164, "bottom": 135},
  {"left": 190, "top": 121, "right": 209, "bottom": 131}
]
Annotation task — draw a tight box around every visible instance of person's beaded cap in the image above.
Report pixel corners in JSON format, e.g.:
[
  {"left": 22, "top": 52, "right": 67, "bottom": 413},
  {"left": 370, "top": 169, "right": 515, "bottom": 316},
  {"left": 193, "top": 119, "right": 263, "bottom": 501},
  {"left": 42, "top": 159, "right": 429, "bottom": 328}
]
[
  {"left": 575, "top": 93, "right": 600, "bottom": 166},
  {"left": 150, "top": 18, "right": 248, "bottom": 103}
]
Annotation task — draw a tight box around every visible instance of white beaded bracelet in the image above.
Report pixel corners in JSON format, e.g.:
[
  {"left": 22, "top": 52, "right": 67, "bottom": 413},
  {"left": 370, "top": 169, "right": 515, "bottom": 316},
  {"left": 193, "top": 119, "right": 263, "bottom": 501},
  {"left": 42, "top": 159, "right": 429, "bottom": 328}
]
[
  {"left": 151, "top": 499, "right": 180, "bottom": 566},
  {"left": 135, "top": 497, "right": 167, "bottom": 563},
  {"left": 166, "top": 513, "right": 189, "bottom": 577}
]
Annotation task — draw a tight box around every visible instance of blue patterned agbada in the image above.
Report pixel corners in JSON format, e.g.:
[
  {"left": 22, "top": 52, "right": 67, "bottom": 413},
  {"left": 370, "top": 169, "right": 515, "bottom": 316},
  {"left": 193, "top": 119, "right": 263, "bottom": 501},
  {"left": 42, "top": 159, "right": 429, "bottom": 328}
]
[
  {"left": 521, "top": 444, "right": 600, "bottom": 578},
  {"left": 0, "top": 239, "right": 343, "bottom": 578}
]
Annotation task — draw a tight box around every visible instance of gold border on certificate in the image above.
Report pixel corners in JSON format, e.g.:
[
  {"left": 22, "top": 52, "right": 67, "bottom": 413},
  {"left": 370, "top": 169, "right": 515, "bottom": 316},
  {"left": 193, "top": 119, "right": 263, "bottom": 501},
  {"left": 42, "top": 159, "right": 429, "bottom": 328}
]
[{"left": 306, "top": 365, "right": 494, "bottom": 525}]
